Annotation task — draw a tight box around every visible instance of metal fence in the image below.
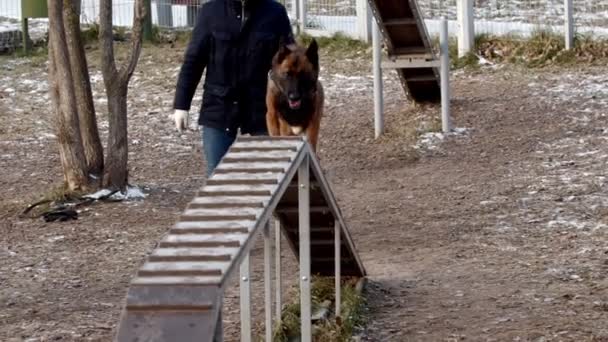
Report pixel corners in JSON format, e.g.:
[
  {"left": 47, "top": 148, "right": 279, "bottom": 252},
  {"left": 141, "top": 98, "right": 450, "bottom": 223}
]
[
  {"left": 418, "top": 0, "right": 608, "bottom": 38},
  {"left": 2, "top": 0, "right": 608, "bottom": 52}
]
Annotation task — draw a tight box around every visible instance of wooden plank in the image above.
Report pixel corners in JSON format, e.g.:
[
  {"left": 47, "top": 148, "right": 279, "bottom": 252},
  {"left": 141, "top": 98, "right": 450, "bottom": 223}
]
[
  {"left": 131, "top": 276, "right": 223, "bottom": 285},
  {"left": 173, "top": 220, "right": 254, "bottom": 230},
  {"left": 222, "top": 156, "right": 293, "bottom": 163},
  {"left": 223, "top": 150, "right": 297, "bottom": 159},
  {"left": 180, "top": 214, "right": 257, "bottom": 222},
  {"left": 212, "top": 167, "right": 286, "bottom": 174},
  {"left": 205, "top": 178, "right": 279, "bottom": 186},
  {"left": 190, "top": 196, "right": 268, "bottom": 205},
  {"left": 214, "top": 162, "right": 290, "bottom": 171},
  {"left": 187, "top": 202, "right": 264, "bottom": 209},
  {"left": 230, "top": 140, "right": 302, "bottom": 149},
  {"left": 125, "top": 304, "right": 214, "bottom": 312},
  {"left": 149, "top": 247, "right": 238, "bottom": 262},
  {"left": 160, "top": 234, "right": 247, "bottom": 248},
  {"left": 229, "top": 146, "right": 297, "bottom": 152},
  {"left": 201, "top": 184, "right": 277, "bottom": 192},
  {"left": 182, "top": 208, "right": 261, "bottom": 217},
  {"left": 138, "top": 261, "right": 229, "bottom": 277}
]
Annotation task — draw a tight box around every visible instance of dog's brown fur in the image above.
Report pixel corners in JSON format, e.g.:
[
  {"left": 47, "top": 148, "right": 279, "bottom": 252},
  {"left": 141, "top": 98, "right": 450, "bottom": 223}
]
[{"left": 265, "top": 40, "right": 324, "bottom": 152}]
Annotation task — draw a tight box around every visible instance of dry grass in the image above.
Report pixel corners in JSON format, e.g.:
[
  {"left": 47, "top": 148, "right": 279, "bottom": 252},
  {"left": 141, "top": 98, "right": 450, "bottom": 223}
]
[{"left": 270, "top": 276, "right": 366, "bottom": 342}]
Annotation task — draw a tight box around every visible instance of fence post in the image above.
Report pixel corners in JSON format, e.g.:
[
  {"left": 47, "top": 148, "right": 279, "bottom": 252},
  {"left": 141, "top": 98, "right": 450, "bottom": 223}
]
[
  {"left": 564, "top": 0, "right": 574, "bottom": 50},
  {"left": 143, "top": 0, "right": 153, "bottom": 41},
  {"left": 298, "top": 0, "right": 306, "bottom": 34},
  {"left": 440, "top": 17, "right": 451, "bottom": 133},
  {"left": 372, "top": 17, "right": 383, "bottom": 139},
  {"left": 356, "top": 0, "right": 371, "bottom": 42},
  {"left": 457, "top": 0, "right": 474, "bottom": 57}
]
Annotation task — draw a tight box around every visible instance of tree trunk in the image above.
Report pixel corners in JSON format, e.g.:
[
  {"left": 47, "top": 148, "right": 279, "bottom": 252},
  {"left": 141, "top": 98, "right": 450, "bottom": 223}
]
[
  {"left": 47, "top": 0, "right": 89, "bottom": 192},
  {"left": 99, "top": 0, "right": 146, "bottom": 190},
  {"left": 103, "top": 84, "right": 129, "bottom": 189},
  {"left": 63, "top": 0, "right": 104, "bottom": 178}
]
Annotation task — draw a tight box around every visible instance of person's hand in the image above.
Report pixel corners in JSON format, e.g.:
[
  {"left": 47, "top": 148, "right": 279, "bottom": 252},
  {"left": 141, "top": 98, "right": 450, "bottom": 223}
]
[{"left": 174, "top": 109, "right": 189, "bottom": 132}]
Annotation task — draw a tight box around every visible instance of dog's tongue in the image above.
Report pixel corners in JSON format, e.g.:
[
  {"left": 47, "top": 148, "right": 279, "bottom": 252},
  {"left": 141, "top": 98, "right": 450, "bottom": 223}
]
[{"left": 288, "top": 99, "right": 301, "bottom": 109}]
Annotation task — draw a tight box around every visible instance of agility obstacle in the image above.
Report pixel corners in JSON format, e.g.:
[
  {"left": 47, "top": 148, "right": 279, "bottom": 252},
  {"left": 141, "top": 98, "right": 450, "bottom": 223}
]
[
  {"left": 368, "top": 0, "right": 451, "bottom": 137},
  {"left": 114, "top": 136, "right": 366, "bottom": 342}
]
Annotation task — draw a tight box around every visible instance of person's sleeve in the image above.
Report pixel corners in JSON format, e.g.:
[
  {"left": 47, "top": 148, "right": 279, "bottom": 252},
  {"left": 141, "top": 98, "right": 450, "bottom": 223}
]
[
  {"left": 173, "top": 4, "right": 211, "bottom": 111},
  {"left": 278, "top": 6, "right": 295, "bottom": 45}
]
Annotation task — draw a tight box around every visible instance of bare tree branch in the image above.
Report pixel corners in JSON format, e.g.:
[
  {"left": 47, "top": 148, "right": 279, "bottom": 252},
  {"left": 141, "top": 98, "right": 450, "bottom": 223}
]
[{"left": 120, "top": 0, "right": 146, "bottom": 84}]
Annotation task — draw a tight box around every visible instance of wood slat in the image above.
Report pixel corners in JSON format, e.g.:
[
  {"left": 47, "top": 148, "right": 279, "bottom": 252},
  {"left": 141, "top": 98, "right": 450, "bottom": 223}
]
[
  {"left": 160, "top": 234, "right": 246, "bottom": 248},
  {"left": 138, "top": 261, "right": 228, "bottom": 277},
  {"left": 125, "top": 304, "right": 214, "bottom": 312},
  {"left": 179, "top": 214, "right": 257, "bottom": 222},
  {"left": 187, "top": 202, "right": 264, "bottom": 210},
  {"left": 229, "top": 146, "right": 298, "bottom": 152},
  {"left": 149, "top": 247, "right": 237, "bottom": 262},
  {"left": 204, "top": 178, "right": 279, "bottom": 186},
  {"left": 190, "top": 195, "right": 268, "bottom": 205},
  {"left": 213, "top": 167, "right": 286, "bottom": 174},
  {"left": 131, "top": 276, "right": 222, "bottom": 285}
]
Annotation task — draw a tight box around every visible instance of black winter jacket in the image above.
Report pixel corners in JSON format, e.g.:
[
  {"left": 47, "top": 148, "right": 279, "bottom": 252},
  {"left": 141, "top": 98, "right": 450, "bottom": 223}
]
[{"left": 173, "top": 0, "right": 295, "bottom": 135}]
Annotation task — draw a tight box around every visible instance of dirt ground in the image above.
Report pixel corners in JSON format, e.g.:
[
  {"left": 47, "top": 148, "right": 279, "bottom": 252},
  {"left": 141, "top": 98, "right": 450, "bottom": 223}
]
[{"left": 1, "top": 41, "right": 608, "bottom": 341}]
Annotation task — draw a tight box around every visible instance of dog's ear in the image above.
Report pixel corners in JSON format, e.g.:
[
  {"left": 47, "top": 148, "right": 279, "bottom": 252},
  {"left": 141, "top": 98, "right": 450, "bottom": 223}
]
[
  {"left": 306, "top": 39, "right": 319, "bottom": 71},
  {"left": 274, "top": 36, "right": 291, "bottom": 64}
]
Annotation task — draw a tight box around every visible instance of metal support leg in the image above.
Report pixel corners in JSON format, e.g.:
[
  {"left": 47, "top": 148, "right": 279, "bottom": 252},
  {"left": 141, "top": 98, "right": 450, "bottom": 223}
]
[
  {"left": 264, "top": 223, "right": 273, "bottom": 342},
  {"left": 213, "top": 298, "right": 223, "bottom": 342},
  {"left": 372, "top": 18, "right": 384, "bottom": 139},
  {"left": 440, "top": 17, "right": 451, "bottom": 133},
  {"left": 275, "top": 218, "right": 282, "bottom": 321},
  {"left": 298, "top": 155, "right": 311, "bottom": 342},
  {"left": 240, "top": 253, "right": 251, "bottom": 342},
  {"left": 334, "top": 219, "right": 341, "bottom": 318}
]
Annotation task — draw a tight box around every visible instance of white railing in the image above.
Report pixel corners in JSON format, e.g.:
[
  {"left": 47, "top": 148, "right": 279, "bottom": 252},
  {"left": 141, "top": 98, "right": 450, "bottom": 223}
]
[{"left": 2, "top": 0, "right": 608, "bottom": 49}]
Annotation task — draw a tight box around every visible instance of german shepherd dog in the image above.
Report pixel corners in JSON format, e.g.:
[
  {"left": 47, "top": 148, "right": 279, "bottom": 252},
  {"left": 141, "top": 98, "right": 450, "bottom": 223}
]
[{"left": 265, "top": 39, "right": 324, "bottom": 152}]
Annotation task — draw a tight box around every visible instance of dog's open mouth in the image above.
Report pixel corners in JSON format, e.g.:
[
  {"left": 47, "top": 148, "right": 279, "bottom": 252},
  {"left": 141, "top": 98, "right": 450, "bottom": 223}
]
[{"left": 288, "top": 99, "right": 301, "bottom": 109}]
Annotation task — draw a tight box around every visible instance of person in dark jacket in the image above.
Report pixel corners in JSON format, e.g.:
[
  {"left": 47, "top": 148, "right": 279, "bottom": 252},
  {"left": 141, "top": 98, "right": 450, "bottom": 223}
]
[{"left": 173, "top": 0, "right": 296, "bottom": 176}]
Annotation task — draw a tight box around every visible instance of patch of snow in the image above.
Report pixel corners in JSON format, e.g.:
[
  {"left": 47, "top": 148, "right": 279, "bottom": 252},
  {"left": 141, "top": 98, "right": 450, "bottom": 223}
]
[
  {"left": 47, "top": 235, "right": 65, "bottom": 243},
  {"left": 413, "top": 127, "right": 471, "bottom": 151},
  {"left": 84, "top": 185, "right": 148, "bottom": 201}
]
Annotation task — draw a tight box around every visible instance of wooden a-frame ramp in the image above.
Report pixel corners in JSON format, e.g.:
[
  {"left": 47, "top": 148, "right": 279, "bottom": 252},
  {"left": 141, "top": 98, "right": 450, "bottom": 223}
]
[
  {"left": 114, "top": 136, "right": 366, "bottom": 341},
  {"left": 368, "top": 0, "right": 441, "bottom": 103}
]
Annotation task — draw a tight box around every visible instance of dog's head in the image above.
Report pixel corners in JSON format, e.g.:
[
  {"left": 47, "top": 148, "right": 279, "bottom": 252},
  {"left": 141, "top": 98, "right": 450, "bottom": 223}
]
[{"left": 271, "top": 39, "right": 319, "bottom": 110}]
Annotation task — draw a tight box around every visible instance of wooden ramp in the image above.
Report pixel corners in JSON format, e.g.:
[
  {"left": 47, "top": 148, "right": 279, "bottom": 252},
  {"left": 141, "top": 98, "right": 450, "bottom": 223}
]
[
  {"left": 114, "top": 136, "right": 366, "bottom": 341},
  {"left": 368, "top": 0, "right": 441, "bottom": 103}
]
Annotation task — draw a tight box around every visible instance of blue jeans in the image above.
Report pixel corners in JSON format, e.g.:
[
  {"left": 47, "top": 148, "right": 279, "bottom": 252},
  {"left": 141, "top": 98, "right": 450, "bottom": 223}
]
[{"left": 202, "top": 125, "right": 268, "bottom": 177}]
